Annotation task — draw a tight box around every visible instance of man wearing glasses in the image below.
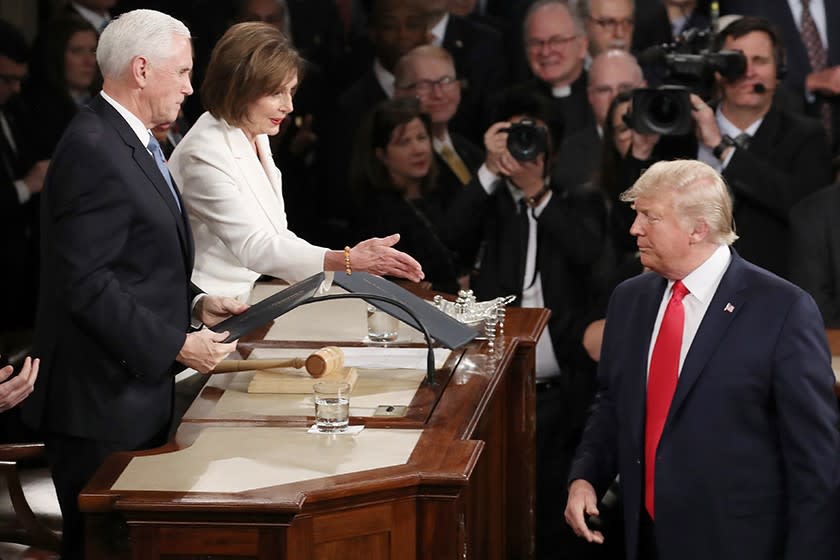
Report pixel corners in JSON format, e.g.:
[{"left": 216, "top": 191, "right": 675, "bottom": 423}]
[
  {"left": 504, "top": 0, "right": 594, "bottom": 149},
  {"left": 578, "top": 0, "right": 636, "bottom": 56}
]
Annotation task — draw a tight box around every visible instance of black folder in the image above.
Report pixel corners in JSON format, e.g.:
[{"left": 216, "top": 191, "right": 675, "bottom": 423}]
[
  {"left": 331, "top": 272, "right": 476, "bottom": 349},
  {"left": 212, "top": 273, "right": 328, "bottom": 342}
]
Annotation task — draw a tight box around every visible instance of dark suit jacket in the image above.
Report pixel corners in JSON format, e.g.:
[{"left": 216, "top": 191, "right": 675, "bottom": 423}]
[
  {"left": 722, "top": 0, "right": 840, "bottom": 151},
  {"left": 570, "top": 252, "right": 840, "bottom": 560},
  {"left": 551, "top": 123, "right": 602, "bottom": 191},
  {"left": 441, "top": 177, "right": 608, "bottom": 372},
  {"left": 22, "top": 94, "right": 197, "bottom": 447},
  {"left": 442, "top": 14, "right": 506, "bottom": 143},
  {"left": 790, "top": 182, "right": 840, "bottom": 326},
  {"left": 627, "top": 105, "right": 832, "bottom": 278},
  {"left": 432, "top": 132, "right": 484, "bottom": 214}
]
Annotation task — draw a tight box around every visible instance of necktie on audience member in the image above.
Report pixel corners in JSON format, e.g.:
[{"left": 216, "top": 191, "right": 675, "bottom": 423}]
[
  {"left": 147, "top": 134, "right": 182, "bottom": 213},
  {"left": 800, "top": 0, "right": 833, "bottom": 143},
  {"left": 645, "top": 280, "right": 689, "bottom": 519},
  {"left": 439, "top": 144, "right": 472, "bottom": 186},
  {"left": 734, "top": 132, "right": 751, "bottom": 151}
]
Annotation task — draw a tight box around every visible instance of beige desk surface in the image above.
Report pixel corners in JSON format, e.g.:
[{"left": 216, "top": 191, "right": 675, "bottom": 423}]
[{"left": 112, "top": 427, "right": 422, "bottom": 493}]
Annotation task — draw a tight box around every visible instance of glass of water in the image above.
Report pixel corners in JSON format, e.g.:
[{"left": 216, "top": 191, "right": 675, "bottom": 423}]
[
  {"left": 366, "top": 304, "right": 399, "bottom": 342},
  {"left": 313, "top": 381, "right": 350, "bottom": 432}
]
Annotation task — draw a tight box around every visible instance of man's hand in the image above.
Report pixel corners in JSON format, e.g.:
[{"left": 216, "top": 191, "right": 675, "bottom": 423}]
[
  {"left": 349, "top": 234, "right": 424, "bottom": 282},
  {"left": 564, "top": 479, "right": 605, "bottom": 544},
  {"left": 23, "top": 160, "right": 50, "bottom": 194},
  {"left": 806, "top": 66, "right": 840, "bottom": 96},
  {"left": 195, "top": 295, "right": 249, "bottom": 328},
  {"left": 0, "top": 356, "right": 39, "bottom": 412},
  {"left": 176, "top": 329, "right": 238, "bottom": 373},
  {"left": 689, "top": 94, "right": 723, "bottom": 149},
  {"left": 484, "top": 121, "right": 523, "bottom": 177}
]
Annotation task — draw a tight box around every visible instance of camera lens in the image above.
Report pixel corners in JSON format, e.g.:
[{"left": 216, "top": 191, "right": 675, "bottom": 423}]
[
  {"left": 648, "top": 91, "right": 680, "bottom": 129},
  {"left": 506, "top": 121, "right": 547, "bottom": 161}
]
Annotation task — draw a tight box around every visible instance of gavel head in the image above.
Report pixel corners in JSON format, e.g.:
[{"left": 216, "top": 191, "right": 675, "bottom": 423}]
[{"left": 305, "top": 346, "right": 344, "bottom": 378}]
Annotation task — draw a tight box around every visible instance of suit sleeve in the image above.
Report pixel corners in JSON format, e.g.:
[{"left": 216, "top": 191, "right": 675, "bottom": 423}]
[
  {"left": 47, "top": 129, "right": 186, "bottom": 379},
  {"left": 174, "top": 148, "right": 327, "bottom": 284},
  {"left": 773, "top": 291, "right": 840, "bottom": 559},
  {"left": 789, "top": 189, "right": 840, "bottom": 327}
]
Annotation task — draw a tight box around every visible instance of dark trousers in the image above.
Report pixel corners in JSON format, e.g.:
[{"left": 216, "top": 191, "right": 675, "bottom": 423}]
[{"left": 45, "top": 429, "right": 167, "bottom": 560}]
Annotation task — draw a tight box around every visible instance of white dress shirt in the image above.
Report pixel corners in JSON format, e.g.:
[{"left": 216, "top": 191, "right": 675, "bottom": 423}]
[
  {"left": 697, "top": 106, "right": 763, "bottom": 172},
  {"left": 647, "top": 244, "right": 732, "bottom": 377}
]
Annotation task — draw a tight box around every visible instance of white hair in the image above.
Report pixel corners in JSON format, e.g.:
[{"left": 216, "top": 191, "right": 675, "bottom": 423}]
[{"left": 97, "top": 9, "right": 191, "bottom": 80}]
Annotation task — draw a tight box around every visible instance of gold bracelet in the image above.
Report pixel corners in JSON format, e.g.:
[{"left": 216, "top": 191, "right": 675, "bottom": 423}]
[{"left": 344, "top": 246, "right": 352, "bottom": 275}]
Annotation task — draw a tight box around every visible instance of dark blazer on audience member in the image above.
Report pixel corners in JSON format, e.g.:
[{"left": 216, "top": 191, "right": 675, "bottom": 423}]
[
  {"left": 627, "top": 105, "right": 832, "bottom": 278},
  {"left": 432, "top": 132, "right": 484, "bottom": 212},
  {"left": 441, "top": 14, "right": 506, "bottom": 142},
  {"left": 22, "top": 94, "right": 197, "bottom": 447},
  {"left": 551, "top": 123, "right": 602, "bottom": 192},
  {"left": 570, "top": 252, "right": 840, "bottom": 560},
  {"left": 722, "top": 0, "right": 840, "bottom": 152},
  {"left": 441, "top": 177, "right": 608, "bottom": 372},
  {"left": 790, "top": 182, "right": 840, "bottom": 327}
]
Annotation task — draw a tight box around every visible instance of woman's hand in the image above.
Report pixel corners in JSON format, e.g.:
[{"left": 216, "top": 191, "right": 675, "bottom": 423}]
[{"left": 350, "top": 234, "right": 424, "bottom": 282}]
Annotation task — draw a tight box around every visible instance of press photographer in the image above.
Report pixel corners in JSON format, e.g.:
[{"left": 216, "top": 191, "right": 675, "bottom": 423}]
[{"left": 621, "top": 16, "right": 832, "bottom": 278}]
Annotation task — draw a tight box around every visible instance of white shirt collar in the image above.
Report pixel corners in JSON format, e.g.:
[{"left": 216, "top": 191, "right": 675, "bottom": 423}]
[
  {"left": 100, "top": 90, "right": 153, "bottom": 150},
  {"left": 430, "top": 12, "right": 449, "bottom": 46},
  {"left": 551, "top": 84, "right": 571, "bottom": 98},
  {"left": 675, "top": 244, "right": 732, "bottom": 306},
  {"left": 432, "top": 130, "right": 455, "bottom": 153},
  {"left": 716, "top": 105, "right": 763, "bottom": 139},
  {"left": 505, "top": 180, "right": 553, "bottom": 216},
  {"left": 373, "top": 58, "right": 395, "bottom": 99},
  {"left": 72, "top": 2, "right": 110, "bottom": 31}
]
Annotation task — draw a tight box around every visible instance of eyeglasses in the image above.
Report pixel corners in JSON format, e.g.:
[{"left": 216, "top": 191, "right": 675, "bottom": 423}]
[
  {"left": 400, "top": 75, "right": 459, "bottom": 96},
  {"left": 589, "top": 83, "right": 637, "bottom": 97},
  {"left": 525, "top": 34, "right": 580, "bottom": 53},
  {"left": 588, "top": 17, "right": 634, "bottom": 33}
]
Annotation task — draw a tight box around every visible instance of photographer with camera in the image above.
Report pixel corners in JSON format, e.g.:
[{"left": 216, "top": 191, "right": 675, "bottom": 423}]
[
  {"left": 441, "top": 90, "right": 610, "bottom": 560},
  {"left": 624, "top": 16, "right": 832, "bottom": 278}
]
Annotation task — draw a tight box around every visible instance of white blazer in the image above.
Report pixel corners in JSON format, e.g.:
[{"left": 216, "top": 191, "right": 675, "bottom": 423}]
[{"left": 169, "top": 112, "right": 326, "bottom": 300}]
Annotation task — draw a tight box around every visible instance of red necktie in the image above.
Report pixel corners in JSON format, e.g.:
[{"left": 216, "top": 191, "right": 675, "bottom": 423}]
[{"left": 645, "top": 280, "right": 688, "bottom": 518}]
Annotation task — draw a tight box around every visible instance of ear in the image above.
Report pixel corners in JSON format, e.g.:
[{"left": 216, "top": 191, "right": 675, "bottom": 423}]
[
  {"left": 689, "top": 218, "right": 710, "bottom": 244},
  {"left": 131, "top": 55, "right": 149, "bottom": 87}
]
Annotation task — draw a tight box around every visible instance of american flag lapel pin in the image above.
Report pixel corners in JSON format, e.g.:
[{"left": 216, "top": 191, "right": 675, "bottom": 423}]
[{"left": 724, "top": 303, "right": 735, "bottom": 313}]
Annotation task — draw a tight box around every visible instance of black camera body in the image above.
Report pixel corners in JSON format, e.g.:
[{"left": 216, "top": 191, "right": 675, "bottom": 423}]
[
  {"left": 505, "top": 119, "right": 548, "bottom": 161},
  {"left": 628, "top": 28, "right": 746, "bottom": 135}
]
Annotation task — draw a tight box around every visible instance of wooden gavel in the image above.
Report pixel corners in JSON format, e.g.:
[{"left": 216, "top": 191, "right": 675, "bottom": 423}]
[{"left": 211, "top": 346, "right": 344, "bottom": 378}]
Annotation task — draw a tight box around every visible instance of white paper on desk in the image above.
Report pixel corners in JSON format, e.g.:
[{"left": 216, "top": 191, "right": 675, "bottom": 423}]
[{"left": 248, "top": 347, "right": 451, "bottom": 370}]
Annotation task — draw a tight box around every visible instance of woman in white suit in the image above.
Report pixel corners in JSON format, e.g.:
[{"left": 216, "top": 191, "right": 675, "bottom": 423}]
[{"left": 169, "top": 22, "right": 423, "bottom": 301}]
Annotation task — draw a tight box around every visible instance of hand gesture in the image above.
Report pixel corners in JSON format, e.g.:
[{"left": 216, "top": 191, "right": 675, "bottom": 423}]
[
  {"left": 350, "top": 234, "right": 424, "bottom": 282},
  {"left": 0, "top": 356, "right": 39, "bottom": 412}
]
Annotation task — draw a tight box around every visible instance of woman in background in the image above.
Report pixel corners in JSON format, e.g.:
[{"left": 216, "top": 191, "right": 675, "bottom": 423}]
[
  {"left": 169, "top": 22, "right": 422, "bottom": 301},
  {"left": 349, "top": 97, "right": 460, "bottom": 294}
]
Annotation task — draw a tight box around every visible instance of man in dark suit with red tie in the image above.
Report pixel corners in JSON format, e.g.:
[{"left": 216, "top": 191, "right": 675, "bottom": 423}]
[
  {"left": 21, "top": 10, "right": 247, "bottom": 559},
  {"left": 565, "top": 159, "right": 840, "bottom": 560}
]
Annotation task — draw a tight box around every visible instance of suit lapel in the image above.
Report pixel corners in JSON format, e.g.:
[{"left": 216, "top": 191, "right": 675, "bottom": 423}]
[
  {"left": 225, "top": 123, "right": 286, "bottom": 234},
  {"left": 629, "top": 274, "right": 669, "bottom": 452},
  {"left": 666, "top": 253, "right": 746, "bottom": 421},
  {"left": 92, "top": 96, "right": 191, "bottom": 261}
]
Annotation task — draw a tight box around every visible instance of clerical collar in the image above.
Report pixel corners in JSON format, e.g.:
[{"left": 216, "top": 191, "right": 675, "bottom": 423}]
[{"left": 551, "top": 85, "right": 571, "bottom": 98}]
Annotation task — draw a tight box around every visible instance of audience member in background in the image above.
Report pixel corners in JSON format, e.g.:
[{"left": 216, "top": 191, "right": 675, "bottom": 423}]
[
  {"left": 64, "top": 0, "right": 115, "bottom": 33},
  {"left": 446, "top": 0, "right": 507, "bottom": 36},
  {"left": 394, "top": 45, "right": 484, "bottom": 213},
  {"left": 722, "top": 0, "right": 840, "bottom": 155},
  {"left": 169, "top": 22, "right": 423, "bottom": 302},
  {"left": 553, "top": 48, "right": 644, "bottom": 190},
  {"left": 0, "top": 21, "right": 49, "bottom": 359},
  {"left": 417, "top": 0, "right": 506, "bottom": 142},
  {"left": 578, "top": 0, "right": 635, "bottom": 57},
  {"left": 505, "top": 0, "right": 595, "bottom": 152},
  {"left": 440, "top": 90, "right": 609, "bottom": 560},
  {"left": 790, "top": 181, "right": 840, "bottom": 327},
  {"left": 26, "top": 14, "right": 99, "bottom": 159},
  {"left": 350, "top": 98, "right": 460, "bottom": 293},
  {"left": 632, "top": 0, "right": 709, "bottom": 55},
  {"left": 623, "top": 16, "right": 832, "bottom": 279},
  {"left": 325, "top": 0, "right": 429, "bottom": 247}
]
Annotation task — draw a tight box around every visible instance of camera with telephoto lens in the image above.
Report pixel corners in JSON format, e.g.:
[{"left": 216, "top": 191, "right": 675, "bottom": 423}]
[
  {"left": 628, "top": 27, "right": 746, "bottom": 135},
  {"left": 505, "top": 119, "right": 548, "bottom": 161}
]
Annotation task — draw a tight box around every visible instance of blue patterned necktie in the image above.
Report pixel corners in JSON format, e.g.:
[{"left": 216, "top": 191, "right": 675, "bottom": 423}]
[{"left": 147, "top": 134, "right": 181, "bottom": 213}]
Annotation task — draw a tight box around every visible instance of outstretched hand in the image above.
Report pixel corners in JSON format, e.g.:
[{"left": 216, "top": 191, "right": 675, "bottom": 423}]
[{"left": 350, "top": 234, "right": 424, "bottom": 282}]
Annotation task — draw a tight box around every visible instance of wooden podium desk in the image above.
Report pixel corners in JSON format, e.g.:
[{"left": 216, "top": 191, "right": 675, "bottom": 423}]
[{"left": 80, "top": 295, "right": 549, "bottom": 560}]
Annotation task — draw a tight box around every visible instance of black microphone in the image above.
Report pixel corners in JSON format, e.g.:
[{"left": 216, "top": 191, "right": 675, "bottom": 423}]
[{"left": 753, "top": 83, "right": 767, "bottom": 94}]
